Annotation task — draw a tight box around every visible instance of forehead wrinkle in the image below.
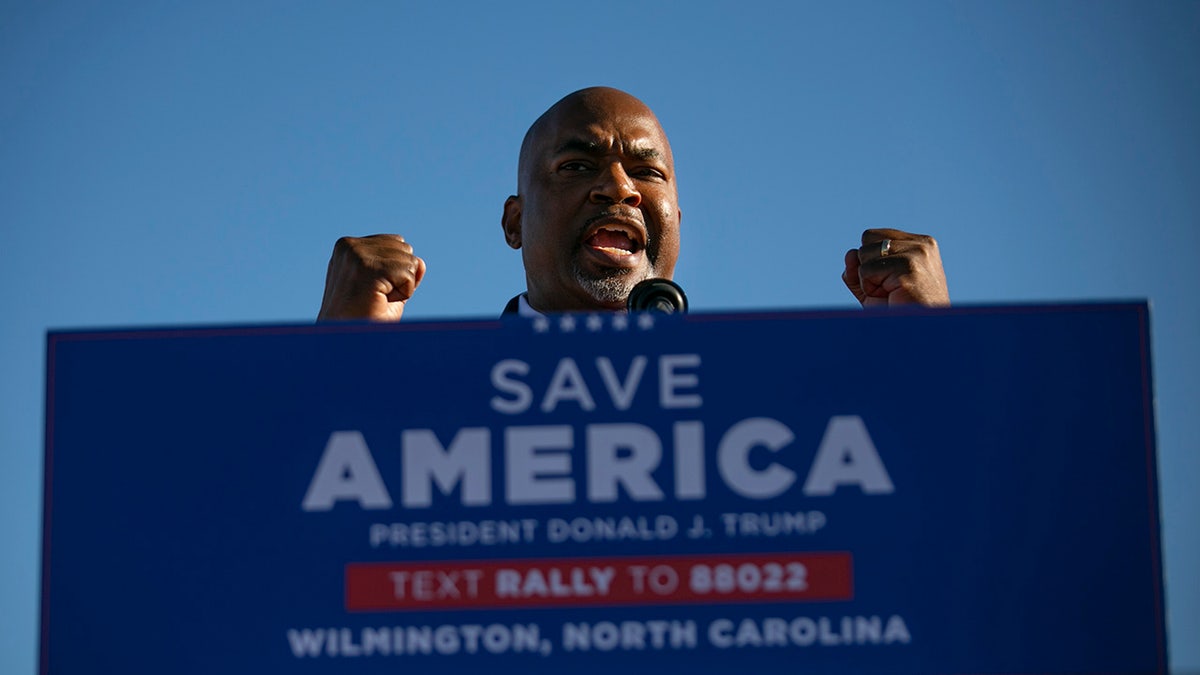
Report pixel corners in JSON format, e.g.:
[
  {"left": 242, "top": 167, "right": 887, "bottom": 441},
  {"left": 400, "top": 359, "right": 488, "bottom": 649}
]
[{"left": 553, "top": 137, "right": 666, "bottom": 162}]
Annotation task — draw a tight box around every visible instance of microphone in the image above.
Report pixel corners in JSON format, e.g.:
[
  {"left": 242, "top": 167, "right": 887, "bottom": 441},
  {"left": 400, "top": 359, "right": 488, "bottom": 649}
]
[{"left": 627, "top": 278, "right": 688, "bottom": 314}]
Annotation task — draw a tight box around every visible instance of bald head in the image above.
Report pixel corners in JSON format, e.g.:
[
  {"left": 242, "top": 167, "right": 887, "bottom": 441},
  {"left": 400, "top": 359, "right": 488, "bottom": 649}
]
[{"left": 501, "top": 87, "right": 681, "bottom": 313}]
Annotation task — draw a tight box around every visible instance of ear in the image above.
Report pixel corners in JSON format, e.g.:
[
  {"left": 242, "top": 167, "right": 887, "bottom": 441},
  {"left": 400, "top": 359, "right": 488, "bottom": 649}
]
[{"left": 501, "top": 195, "right": 522, "bottom": 249}]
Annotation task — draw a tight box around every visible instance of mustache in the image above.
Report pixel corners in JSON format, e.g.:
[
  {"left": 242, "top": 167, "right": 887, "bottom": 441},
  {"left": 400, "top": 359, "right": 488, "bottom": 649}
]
[{"left": 584, "top": 208, "right": 642, "bottom": 228}]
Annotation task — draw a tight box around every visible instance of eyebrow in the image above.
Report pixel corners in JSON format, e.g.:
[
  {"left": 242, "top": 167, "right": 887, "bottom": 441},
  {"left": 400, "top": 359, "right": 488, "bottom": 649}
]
[{"left": 553, "top": 138, "right": 663, "bottom": 161}]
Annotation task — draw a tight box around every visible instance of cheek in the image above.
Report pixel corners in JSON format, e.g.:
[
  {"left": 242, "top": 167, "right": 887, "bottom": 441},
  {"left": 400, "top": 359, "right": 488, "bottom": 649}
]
[
  {"left": 651, "top": 207, "right": 681, "bottom": 273},
  {"left": 652, "top": 202, "right": 681, "bottom": 241},
  {"left": 522, "top": 221, "right": 573, "bottom": 268}
]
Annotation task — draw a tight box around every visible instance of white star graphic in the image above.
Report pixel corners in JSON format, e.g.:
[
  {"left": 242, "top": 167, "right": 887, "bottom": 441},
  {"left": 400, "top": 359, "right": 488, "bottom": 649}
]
[
  {"left": 637, "top": 314, "right": 655, "bottom": 330},
  {"left": 586, "top": 314, "right": 604, "bottom": 331},
  {"left": 559, "top": 315, "right": 577, "bottom": 332},
  {"left": 612, "top": 314, "right": 629, "bottom": 331},
  {"left": 533, "top": 317, "right": 549, "bottom": 333}
]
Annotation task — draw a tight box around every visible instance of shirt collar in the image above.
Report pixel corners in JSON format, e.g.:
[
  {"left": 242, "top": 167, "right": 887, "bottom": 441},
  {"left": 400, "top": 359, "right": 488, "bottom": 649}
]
[
  {"left": 518, "top": 292, "right": 629, "bottom": 316},
  {"left": 516, "top": 293, "right": 543, "bottom": 318}
]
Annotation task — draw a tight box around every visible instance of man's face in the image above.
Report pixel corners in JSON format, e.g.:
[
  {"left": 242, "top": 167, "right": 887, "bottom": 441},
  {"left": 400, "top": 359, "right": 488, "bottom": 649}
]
[{"left": 503, "top": 89, "right": 681, "bottom": 312}]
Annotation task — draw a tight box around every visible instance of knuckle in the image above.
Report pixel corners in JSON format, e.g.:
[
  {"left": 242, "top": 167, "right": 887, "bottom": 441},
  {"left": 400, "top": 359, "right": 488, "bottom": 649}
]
[
  {"left": 395, "top": 276, "right": 417, "bottom": 298},
  {"left": 373, "top": 233, "right": 413, "bottom": 253}
]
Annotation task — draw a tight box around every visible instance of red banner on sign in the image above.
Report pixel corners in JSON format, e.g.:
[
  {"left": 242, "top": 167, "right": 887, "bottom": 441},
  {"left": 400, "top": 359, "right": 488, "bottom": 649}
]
[{"left": 346, "top": 551, "right": 852, "bottom": 612}]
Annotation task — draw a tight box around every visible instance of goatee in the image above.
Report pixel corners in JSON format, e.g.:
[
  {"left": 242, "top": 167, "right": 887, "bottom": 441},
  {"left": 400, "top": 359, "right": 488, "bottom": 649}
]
[{"left": 573, "top": 265, "right": 650, "bottom": 305}]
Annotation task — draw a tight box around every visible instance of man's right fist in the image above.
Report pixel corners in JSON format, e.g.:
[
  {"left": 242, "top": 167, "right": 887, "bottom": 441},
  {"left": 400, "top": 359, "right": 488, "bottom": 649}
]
[{"left": 317, "top": 234, "right": 427, "bottom": 322}]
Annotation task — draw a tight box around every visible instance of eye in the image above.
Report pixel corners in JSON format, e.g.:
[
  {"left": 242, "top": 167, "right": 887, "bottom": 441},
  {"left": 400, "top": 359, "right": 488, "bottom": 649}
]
[
  {"left": 632, "top": 166, "right": 666, "bottom": 180},
  {"left": 559, "top": 161, "right": 593, "bottom": 172}
]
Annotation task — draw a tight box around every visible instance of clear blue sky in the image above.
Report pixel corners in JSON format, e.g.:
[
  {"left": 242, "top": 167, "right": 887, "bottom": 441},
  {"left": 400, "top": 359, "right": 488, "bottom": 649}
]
[{"left": 2, "top": 1, "right": 1197, "bottom": 672}]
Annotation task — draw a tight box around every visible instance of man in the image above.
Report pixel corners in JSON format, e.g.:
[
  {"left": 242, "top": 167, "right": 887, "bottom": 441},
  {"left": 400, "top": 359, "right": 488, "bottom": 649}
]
[{"left": 317, "top": 87, "right": 949, "bottom": 321}]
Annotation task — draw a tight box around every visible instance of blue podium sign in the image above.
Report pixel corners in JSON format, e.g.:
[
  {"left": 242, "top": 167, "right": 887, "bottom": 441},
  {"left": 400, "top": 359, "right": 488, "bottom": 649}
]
[{"left": 41, "top": 304, "right": 1166, "bottom": 674}]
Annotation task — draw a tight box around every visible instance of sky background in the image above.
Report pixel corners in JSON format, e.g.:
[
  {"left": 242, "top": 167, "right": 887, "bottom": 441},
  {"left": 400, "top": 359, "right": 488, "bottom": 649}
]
[{"left": 2, "top": 1, "right": 1197, "bottom": 672}]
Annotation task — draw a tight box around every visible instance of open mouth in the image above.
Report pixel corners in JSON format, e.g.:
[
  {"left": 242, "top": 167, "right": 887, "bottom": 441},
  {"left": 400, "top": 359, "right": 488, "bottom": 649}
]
[{"left": 585, "top": 225, "right": 643, "bottom": 256}]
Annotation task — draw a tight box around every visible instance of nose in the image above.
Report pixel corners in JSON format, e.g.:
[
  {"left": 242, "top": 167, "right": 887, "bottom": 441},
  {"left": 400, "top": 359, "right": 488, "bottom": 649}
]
[{"left": 589, "top": 162, "right": 641, "bottom": 207}]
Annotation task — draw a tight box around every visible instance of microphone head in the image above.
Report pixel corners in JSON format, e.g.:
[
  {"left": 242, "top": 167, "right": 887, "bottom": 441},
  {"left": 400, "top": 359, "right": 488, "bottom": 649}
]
[{"left": 627, "top": 278, "right": 688, "bottom": 314}]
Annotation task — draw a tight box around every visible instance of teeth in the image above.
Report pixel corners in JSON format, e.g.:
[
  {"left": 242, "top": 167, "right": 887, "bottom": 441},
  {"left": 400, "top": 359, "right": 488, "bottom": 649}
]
[
  {"left": 588, "top": 226, "right": 638, "bottom": 254},
  {"left": 595, "top": 246, "right": 633, "bottom": 256}
]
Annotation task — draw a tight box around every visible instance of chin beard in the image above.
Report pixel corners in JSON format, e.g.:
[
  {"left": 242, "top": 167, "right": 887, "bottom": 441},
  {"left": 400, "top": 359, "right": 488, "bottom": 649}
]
[
  {"left": 569, "top": 230, "right": 660, "bottom": 306},
  {"left": 573, "top": 265, "right": 650, "bottom": 305}
]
